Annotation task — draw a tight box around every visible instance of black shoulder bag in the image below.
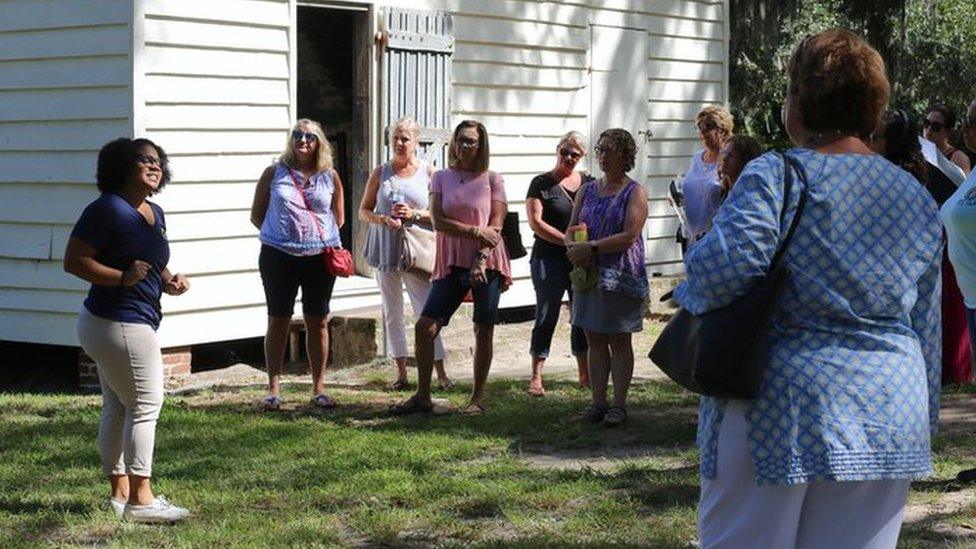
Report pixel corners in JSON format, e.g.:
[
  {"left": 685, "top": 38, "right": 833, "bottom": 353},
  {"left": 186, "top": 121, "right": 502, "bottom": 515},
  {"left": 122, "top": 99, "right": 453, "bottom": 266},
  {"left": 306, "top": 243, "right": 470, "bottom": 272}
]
[{"left": 648, "top": 153, "right": 808, "bottom": 399}]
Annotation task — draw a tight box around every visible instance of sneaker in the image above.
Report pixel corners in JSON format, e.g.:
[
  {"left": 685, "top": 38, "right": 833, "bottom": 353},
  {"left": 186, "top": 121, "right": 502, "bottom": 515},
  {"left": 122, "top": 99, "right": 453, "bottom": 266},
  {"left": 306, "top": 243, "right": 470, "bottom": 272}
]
[
  {"left": 108, "top": 497, "right": 126, "bottom": 518},
  {"left": 123, "top": 495, "right": 190, "bottom": 524},
  {"left": 261, "top": 395, "right": 282, "bottom": 411}
]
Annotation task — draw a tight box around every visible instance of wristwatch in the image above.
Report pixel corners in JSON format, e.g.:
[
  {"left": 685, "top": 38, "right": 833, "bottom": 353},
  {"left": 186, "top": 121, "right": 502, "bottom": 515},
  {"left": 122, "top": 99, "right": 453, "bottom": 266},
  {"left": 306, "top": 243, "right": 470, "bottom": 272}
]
[
  {"left": 589, "top": 242, "right": 598, "bottom": 254},
  {"left": 412, "top": 212, "right": 421, "bottom": 223}
]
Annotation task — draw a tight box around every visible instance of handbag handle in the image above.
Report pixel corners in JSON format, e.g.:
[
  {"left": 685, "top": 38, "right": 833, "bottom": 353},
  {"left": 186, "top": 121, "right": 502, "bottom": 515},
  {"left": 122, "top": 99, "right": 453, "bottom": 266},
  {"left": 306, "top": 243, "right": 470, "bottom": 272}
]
[
  {"left": 767, "top": 152, "right": 809, "bottom": 272},
  {"left": 285, "top": 166, "right": 331, "bottom": 248}
]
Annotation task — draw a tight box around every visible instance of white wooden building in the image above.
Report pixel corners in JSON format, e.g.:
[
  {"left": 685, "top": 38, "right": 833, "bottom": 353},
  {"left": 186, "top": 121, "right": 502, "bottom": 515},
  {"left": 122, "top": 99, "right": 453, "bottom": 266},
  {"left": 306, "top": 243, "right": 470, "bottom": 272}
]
[{"left": 0, "top": 0, "right": 729, "bottom": 350}]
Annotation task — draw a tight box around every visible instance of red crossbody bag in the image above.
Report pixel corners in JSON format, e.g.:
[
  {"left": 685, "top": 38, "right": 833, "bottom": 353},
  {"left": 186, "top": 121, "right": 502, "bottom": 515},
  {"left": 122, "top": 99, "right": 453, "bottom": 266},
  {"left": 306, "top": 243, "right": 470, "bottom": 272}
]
[{"left": 286, "top": 168, "right": 354, "bottom": 277}]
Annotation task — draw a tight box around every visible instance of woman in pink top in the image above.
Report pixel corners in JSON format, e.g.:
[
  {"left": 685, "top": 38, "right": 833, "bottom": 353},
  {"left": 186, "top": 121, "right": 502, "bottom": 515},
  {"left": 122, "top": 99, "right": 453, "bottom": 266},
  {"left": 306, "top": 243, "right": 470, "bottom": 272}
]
[{"left": 391, "top": 120, "right": 511, "bottom": 416}]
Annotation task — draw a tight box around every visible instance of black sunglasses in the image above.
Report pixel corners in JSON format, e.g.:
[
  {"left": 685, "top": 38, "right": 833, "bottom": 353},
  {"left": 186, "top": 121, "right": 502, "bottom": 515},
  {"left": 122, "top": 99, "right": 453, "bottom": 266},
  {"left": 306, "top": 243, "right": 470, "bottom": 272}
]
[
  {"left": 922, "top": 119, "right": 948, "bottom": 132},
  {"left": 559, "top": 148, "right": 582, "bottom": 160},
  {"left": 291, "top": 129, "right": 318, "bottom": 142}
]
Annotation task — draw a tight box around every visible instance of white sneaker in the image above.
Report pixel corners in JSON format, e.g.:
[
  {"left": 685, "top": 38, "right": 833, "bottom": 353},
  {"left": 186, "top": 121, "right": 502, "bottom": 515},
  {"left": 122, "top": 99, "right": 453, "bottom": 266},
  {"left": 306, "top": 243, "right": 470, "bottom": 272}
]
[
  {"left": 108, "top": 497, "right": 126, "bottom": 518},
  {"left": 123, "top": 495, "right": 190, "bottom": 523}
]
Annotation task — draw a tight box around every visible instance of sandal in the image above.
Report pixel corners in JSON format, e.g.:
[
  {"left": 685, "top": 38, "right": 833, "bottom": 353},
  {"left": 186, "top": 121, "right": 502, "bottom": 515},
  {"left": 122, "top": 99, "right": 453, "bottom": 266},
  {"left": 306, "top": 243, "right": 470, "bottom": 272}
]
[
  {"left": 390, "top": 378, "right": 410, "bottom": 391},
  {"left": 437, "top": 378, "right": 455, "bottom": 390},
  {"left": 602, "top": 405, "right": 628, "bottom": 428},
  {"left": 261, "top": 395, "right": 282, "bottom": 411},
  {"left": 462, "top": 403, "right": 486, "bottom": 417},
  {"left": 579, "top": 404, "right": 608, "bottom": 423},
  {"left": 310, "top": 394, "right": 338, "bottom": 409},
  {"left": 389, "top": 396, "right": 434, "bottom": 415}
]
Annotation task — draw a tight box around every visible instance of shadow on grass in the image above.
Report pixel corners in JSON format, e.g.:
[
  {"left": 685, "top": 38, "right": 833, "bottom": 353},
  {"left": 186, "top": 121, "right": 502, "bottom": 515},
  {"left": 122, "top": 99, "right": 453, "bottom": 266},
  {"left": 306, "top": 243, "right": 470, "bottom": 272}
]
[{"left": 182, "top": 379, "right": 700, "bottom": 455}]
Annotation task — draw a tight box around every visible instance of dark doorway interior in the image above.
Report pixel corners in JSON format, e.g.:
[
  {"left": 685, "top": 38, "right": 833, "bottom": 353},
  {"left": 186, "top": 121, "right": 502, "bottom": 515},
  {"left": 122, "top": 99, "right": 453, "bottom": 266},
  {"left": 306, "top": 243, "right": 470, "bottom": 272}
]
[{"left": 297, "top": 6, "right": 370, "bottom": 260}]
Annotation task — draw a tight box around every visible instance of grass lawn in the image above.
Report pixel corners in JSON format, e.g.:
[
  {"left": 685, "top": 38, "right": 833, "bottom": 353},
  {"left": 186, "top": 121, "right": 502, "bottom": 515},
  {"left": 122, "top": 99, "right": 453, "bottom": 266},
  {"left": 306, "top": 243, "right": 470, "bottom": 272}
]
[{"left": 1, "top": 379, "right": 974, "bottom": 547}]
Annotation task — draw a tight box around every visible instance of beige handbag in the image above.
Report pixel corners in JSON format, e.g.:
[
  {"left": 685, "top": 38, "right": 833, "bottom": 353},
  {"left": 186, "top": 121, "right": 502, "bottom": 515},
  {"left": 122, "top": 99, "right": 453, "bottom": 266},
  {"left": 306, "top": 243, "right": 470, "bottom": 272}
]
[{"left": 399, "top": 224, "right": 435, "bottom": 276}]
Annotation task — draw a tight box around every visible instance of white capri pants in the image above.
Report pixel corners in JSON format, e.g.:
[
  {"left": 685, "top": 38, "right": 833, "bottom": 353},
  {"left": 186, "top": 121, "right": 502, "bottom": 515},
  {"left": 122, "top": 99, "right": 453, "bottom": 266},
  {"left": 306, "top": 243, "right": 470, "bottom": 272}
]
[
  {"left": 376, "top": 269, "right": 445, "bottom": 361},
  {"left": 699, "top": 400, "right": 910, "bottom": 549},
  {"left": 77, "top": 307, "right": 164, "bottom": 478}
]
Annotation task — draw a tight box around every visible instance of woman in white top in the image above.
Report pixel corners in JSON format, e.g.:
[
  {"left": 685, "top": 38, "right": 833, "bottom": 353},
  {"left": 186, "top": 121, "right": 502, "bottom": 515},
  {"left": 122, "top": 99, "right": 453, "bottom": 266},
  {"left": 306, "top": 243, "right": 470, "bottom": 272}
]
[
  {"left": 359, "top": 117, "right": 451, "bottom": 390},
  {"left": 680, "top": 105, "right": 733, "bottom": 246}
]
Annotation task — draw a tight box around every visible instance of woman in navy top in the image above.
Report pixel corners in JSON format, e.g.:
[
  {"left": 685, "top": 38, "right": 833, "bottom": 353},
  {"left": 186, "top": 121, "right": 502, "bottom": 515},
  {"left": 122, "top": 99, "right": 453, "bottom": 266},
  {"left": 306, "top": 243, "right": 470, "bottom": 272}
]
[{"left": 65, "top": 138, "right": 191, "bottom": 523}]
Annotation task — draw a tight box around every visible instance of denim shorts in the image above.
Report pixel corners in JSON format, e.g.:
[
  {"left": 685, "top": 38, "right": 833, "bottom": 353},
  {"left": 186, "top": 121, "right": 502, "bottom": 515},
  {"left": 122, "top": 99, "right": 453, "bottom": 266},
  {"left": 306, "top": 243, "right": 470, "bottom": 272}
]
[
  {"left": 259, "top": 245, "right": 336, "bottom": 317},
  {"left": 421, "top": 266, "right": 503, "bottom": 326}
]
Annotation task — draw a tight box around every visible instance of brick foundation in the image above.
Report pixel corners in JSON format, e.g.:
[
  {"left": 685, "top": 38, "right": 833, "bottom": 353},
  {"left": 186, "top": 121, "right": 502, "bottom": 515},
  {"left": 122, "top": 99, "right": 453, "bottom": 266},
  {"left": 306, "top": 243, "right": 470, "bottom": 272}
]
[{"left": 78, "top": 346, "right": 192, "bottom": 392}]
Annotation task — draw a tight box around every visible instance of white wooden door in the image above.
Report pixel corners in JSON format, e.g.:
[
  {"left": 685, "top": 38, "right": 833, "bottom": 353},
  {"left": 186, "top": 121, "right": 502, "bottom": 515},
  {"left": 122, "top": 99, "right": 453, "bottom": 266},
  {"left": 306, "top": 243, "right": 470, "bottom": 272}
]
[{"left": 589, "top": 25, "right": 649, "bottom": 184}]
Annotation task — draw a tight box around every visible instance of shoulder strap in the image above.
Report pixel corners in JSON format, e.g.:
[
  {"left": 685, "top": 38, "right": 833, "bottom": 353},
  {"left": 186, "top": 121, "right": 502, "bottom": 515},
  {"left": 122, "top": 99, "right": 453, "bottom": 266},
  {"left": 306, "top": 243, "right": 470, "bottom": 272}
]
[{"left": 768, "top": 152, "right": 809, "bottom": 271}]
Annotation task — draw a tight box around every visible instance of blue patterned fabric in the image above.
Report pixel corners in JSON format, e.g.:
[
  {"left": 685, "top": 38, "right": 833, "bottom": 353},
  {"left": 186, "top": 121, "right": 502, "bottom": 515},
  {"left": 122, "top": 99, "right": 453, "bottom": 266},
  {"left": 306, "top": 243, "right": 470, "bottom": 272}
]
[{"left": 674, "top": 149, "right": 942, "bottom": 485}]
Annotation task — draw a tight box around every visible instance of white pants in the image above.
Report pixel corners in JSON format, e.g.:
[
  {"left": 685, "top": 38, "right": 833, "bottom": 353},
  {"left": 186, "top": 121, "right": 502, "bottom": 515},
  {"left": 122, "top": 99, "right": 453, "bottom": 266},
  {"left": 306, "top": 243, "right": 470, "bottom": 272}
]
[
  {"left": 376, "top": 270, "right": 444, "bottom": 360},
  {"left": 77, "top": 308, "right": 164, "bottom": 478},
  {"left": 699, "top": 401, "right": 910, "bottom": 549}
]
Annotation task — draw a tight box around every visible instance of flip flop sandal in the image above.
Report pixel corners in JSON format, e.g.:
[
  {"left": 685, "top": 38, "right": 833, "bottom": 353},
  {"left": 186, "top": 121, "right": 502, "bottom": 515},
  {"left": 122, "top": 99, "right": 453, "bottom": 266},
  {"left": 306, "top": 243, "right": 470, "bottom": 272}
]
[
  {"left": 602, "top": 405, "right": 628, "bottom": 428},
  {"left": 437, "top": 378, "right": 455, "bottom": 390},
  {"left": 390, "top": 379, "right": 410, "bottom": 391},
  {"left": 310, "top": 394, "right": 338, "bottom": 409},
  {"left": 462, "top": 403, "right": 486, "bottom": 417},
  {"left": 261, "top": 395, "right": 282, "bottom": 411},
  {"left": 579, "top": 404, "right": 608, "bottom": 423},
  {"left": 389, "top": 397, "right": 434, "bottom": 415}
]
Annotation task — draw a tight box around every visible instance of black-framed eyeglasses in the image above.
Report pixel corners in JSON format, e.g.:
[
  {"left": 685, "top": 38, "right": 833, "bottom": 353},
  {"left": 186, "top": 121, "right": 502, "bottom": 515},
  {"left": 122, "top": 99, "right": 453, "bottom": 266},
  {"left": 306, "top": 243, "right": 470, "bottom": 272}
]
[
  {"left": 559, "top": 148, "right": 582, "bottom": 160},
  {"left": 922, "top": 119, "right": 947, "bottom": 132},
  {"left": 134, "top": 154, "right": 161, "bottom": 167},
  {"left": 291, "top": 129, "right": 318, "bottom": 143}
]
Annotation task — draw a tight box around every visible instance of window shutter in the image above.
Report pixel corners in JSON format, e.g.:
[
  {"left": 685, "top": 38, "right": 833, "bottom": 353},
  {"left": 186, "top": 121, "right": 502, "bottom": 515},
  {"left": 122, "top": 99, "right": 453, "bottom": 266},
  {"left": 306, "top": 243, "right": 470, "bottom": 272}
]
[{"left": 382, "top": 8, "right": 453, "bottom": 168}]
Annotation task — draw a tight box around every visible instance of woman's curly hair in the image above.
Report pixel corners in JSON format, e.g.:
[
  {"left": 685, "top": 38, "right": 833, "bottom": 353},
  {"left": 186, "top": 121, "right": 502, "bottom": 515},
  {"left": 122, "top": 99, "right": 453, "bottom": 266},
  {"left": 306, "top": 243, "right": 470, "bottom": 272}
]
[
  {"left": 787, "top": 29, "right": 890, "bottom": 139},
  {"left": 597, "top": 128, "right": 638, "bottom": 173},
  {"left": 96, "top": 137, "right": 171, "bottom": 194}
]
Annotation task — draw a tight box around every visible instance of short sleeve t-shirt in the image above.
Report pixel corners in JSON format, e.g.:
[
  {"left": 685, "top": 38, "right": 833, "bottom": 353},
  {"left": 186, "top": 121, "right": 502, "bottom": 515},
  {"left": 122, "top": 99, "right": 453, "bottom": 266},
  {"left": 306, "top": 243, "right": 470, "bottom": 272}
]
[
  {"left": 70, "top": 193, "right": 171, "bottom": 329},
  {"left": 525, "top": 171, "right": 595, "bottom": 259},
  {"left": 430, "top": 169, "right": 511, "bottom": 282},
  {"left": 942, "top": 169, "right": 976, "bottom": 308}
]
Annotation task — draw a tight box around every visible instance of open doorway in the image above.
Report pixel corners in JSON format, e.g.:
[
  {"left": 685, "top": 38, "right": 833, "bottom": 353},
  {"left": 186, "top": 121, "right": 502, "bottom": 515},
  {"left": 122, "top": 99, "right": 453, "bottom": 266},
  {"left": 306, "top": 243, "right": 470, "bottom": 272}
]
[{"left": 297, "top": 5, "right": 371, "bottom": 267}]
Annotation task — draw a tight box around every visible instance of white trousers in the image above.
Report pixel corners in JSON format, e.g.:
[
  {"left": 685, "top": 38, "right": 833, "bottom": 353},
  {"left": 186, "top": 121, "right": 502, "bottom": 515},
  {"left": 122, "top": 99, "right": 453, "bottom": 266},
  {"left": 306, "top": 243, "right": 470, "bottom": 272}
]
[
  {"left": 376, "top": 270, "right": 444, "bottom": 360},
  {"left": 77, "top": 307, "right": 164, "bottom": 478},
  {"left": 699, "top": 401, "right": 910, "bottom": 549}
]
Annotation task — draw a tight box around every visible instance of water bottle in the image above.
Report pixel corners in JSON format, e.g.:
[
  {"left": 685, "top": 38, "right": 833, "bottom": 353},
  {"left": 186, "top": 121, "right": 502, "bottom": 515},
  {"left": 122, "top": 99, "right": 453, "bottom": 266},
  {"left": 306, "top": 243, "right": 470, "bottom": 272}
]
[
  {"left": 573, "top": 223, "right": 588, "bottom": 243},
  {"left": 389, "top": 183, "right": 405, "bottom": 218}
]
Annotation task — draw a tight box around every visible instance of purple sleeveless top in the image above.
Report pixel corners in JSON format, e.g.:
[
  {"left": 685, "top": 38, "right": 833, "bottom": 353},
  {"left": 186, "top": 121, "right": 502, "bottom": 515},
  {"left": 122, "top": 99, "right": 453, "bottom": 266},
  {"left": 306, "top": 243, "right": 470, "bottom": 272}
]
[{"left": 577, "top": 179, "right": 648, "bottom": 299}]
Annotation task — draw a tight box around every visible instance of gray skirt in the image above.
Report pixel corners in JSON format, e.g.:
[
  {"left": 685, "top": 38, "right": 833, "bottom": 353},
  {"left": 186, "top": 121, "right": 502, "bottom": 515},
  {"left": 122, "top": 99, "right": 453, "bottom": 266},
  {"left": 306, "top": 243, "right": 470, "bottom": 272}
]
[{"left": 571, "top": 288, "right": 644, "bottom": 333}]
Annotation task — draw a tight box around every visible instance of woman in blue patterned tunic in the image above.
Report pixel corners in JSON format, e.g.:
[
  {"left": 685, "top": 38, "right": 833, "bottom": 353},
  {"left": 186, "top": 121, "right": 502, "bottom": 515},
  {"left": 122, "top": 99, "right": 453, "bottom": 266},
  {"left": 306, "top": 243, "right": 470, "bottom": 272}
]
[{"left": 677, "top": 30, "right": 942, "bottom": 548}]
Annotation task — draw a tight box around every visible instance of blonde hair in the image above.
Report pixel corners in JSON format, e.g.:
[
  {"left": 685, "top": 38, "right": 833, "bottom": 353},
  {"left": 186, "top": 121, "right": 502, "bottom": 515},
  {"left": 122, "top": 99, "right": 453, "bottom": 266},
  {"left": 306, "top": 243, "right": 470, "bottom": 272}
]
[
  {"left": 390, "top": 116, "right": 421, "bottom": 142},
  {"left": 695, "top": 105, "right": 734, "bottom": 134},
  {"left": 557, "top": 131, "right": 587, "bottom": 154},
  {"left": 280, "top": 118, "right": 334, "bottom": 173}
]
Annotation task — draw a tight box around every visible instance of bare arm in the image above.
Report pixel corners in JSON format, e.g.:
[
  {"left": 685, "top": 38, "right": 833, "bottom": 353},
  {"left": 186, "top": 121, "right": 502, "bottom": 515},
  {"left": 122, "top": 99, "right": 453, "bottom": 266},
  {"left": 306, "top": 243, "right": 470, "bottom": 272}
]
[
  {"left": 250, "top": 165, "right": 276, "bottom": 229},
  {"left": 331, "top": 169, "right": 345, "bottom": 229},
  {"left": 480, "top": 199, "right": 508, "bottom": 256},
  {"left": 592, "top": 184, "right": 648, "bottom": 253},
  {"left": 526, "top": 197, "right": 565, "bottom": 246},
  {"left": 358, "top": 166, "right": 388, "bottom": 225},
  {"left": 951, "top": 150, "right": 971, "bottom": 176}
]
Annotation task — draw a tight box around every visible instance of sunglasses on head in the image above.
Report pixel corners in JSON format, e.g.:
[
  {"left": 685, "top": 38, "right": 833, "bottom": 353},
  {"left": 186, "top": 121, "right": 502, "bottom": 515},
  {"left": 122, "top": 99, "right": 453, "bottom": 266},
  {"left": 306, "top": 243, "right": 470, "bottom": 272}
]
[
  {"left": 922, "top": 119, "right": 947, "bottom": 132},
  {"left": 291, "top": 129, "right": 318, "bottom": 142},
  {"left": 559, "top": 148, "right": 582, "bottom": 160}
]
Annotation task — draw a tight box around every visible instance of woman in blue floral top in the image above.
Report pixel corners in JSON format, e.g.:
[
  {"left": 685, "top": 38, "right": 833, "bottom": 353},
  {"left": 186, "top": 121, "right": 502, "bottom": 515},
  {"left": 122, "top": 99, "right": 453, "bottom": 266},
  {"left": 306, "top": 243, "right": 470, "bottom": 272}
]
[{"left": 676, "top": 30, "right": 942, "bottom": 548}]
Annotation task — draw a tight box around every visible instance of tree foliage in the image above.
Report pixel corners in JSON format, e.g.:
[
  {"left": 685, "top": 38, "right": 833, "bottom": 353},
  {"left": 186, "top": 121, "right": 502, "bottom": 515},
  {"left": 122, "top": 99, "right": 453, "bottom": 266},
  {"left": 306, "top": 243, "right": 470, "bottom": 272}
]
[{"left": 730, "top": 0, "right": 976, "bottom": 149}]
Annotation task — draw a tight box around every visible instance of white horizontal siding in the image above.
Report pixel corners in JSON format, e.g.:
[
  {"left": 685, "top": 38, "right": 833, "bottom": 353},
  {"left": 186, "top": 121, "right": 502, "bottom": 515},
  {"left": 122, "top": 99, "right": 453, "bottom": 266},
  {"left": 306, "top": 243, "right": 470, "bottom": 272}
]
[
  {"left": 0, "top": 0, "right": 132, "bottom": 345},
  {"left": 135, "top": 0, "right": 292, "bottom": 346}
]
